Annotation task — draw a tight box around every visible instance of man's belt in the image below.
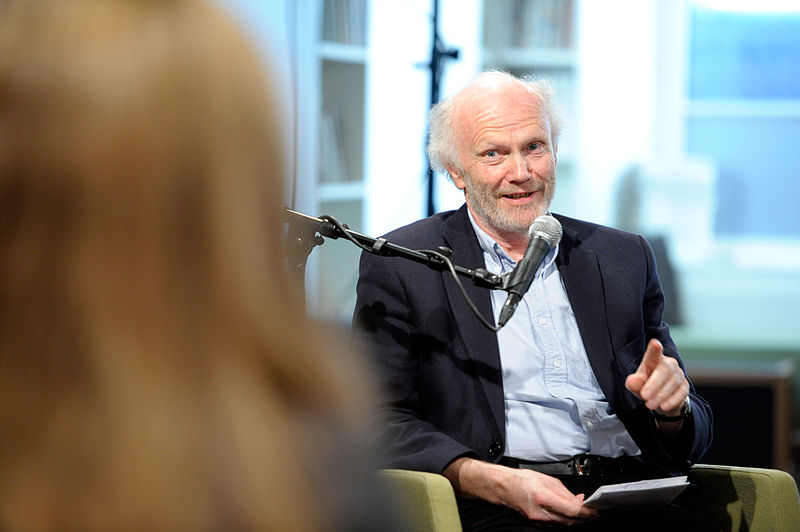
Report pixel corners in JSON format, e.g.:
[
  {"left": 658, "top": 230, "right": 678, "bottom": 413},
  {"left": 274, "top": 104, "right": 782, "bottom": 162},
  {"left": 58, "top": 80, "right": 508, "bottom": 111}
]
[{"left": 500, "top": 454, "right": 651, "bottom": 478}]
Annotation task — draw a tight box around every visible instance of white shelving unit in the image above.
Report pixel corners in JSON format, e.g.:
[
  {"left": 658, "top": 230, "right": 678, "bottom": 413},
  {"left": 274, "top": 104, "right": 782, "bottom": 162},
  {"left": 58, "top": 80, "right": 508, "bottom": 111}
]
[
  {"left": 315, "top": 0, "right": 368, "bottom": 321},
  {"left": 293, "top": 0, "right": 370, "bottom": 321}
]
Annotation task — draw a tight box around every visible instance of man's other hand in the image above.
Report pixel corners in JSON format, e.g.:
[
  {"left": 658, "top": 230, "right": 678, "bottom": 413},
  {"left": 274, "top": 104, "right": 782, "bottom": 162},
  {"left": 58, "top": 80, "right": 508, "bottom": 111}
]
[{"left": 443, "top": 457, "right": 598, "bottom": 526}]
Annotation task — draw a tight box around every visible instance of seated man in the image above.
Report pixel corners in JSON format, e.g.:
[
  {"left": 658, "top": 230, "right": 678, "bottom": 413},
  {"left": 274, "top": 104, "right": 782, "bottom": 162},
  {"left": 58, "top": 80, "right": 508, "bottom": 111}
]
[{"left": 352, "top": 71, "right": 713, "bottom": 531}]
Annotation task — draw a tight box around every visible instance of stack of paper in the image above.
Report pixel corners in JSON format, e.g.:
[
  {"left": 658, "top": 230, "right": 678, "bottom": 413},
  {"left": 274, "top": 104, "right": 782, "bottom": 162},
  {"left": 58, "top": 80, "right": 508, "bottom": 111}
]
[{"left": 583, "top": 476, "right": 689, "bottom": 510}]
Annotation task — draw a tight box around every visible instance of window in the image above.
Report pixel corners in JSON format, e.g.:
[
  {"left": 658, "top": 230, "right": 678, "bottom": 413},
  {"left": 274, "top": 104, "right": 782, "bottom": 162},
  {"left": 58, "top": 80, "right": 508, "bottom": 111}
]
[{"left": 686, "top": 1, "right": 800, "bottom": 237}]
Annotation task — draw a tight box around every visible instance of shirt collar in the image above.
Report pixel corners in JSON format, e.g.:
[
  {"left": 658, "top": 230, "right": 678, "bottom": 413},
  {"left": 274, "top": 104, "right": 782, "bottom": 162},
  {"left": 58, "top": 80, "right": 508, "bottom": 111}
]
[{"left": 467, "top": 208, "right": 559, "bottom": 273}]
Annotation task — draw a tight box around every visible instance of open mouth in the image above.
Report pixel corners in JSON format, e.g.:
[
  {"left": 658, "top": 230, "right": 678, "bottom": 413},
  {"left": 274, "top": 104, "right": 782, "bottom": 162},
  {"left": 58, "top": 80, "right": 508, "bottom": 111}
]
[{"left": 503, "top": 192, "right": 533, "bottom": 200}]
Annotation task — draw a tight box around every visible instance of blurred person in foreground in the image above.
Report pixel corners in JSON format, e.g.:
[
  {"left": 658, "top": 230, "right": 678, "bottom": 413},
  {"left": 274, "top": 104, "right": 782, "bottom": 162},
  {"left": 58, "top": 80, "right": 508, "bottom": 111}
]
[
  {"left": 352, "top": 71, "right": 714, "bottom": 531},
  {"left": 0, "top": 1, "right": 394, "bottom": 530}
]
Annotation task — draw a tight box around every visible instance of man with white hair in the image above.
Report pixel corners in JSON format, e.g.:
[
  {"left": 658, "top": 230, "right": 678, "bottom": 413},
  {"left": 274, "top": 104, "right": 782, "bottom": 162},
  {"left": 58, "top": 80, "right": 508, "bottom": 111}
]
[{"left": 353, "top": 71, "right": 713, "bottom": 531}]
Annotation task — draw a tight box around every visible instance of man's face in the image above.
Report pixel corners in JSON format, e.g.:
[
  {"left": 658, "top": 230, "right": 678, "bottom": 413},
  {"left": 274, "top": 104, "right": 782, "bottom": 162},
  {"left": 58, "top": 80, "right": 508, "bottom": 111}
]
[{"left": 448, "top": 86, "right": 556, "bottom": 238}]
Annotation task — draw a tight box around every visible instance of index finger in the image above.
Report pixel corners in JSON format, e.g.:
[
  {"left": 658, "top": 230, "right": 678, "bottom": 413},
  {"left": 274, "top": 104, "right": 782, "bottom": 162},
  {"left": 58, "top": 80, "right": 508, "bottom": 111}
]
[{"left": 639, "top": 339, "right": 664, "bottom": 372}]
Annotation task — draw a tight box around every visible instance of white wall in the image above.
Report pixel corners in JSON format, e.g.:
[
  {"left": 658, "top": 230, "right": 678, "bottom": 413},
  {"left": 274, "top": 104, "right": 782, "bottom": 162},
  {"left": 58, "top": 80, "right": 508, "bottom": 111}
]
[
  {"left": 573, "top": 0, "right": 659, "bottom": 225},
  {"left": 434, "top": 0, "right": 484, "bottom": 214},
  {"left": 364, "top": 0, "right": 483, "bottom": 236},
  {"left": 363, "top": 1, "right": 430, "bottom": 236}
]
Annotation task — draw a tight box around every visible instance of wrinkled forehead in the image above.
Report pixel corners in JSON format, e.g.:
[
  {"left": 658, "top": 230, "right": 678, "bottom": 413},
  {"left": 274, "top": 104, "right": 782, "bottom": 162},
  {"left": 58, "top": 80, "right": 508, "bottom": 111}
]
[{"left": 453, "top": 82, "right": 550, "bottom": 141}]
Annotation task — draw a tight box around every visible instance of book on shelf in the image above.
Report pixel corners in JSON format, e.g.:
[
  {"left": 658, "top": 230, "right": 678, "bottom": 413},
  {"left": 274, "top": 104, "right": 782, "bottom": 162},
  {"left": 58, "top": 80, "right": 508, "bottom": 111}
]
[
  {"left": 322, "top": 0, "right": 366, "bottom": 47},
  {"left": 484, "top": 0, "right": 573, "bottom": 50},
  {"left": 319, "top": 110, "right": 350, "bottom": 184}
]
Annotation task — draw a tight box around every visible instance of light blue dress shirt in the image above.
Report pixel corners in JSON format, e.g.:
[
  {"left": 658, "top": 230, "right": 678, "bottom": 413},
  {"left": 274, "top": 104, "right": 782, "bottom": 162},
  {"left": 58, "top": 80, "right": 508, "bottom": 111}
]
[{"left": 468, "top": 212, "right": 641, "bottom": 461}]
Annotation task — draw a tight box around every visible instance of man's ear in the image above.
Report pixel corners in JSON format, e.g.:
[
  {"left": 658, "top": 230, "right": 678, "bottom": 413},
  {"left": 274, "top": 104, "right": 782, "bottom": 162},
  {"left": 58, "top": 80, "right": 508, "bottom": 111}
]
[{"left": 446, "top": 165, "right": 467, "bottom": 191}]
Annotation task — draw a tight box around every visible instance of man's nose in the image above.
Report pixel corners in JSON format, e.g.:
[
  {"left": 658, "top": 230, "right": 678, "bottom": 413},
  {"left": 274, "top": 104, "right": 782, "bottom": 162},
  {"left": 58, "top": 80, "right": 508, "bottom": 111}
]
[{"left": 507, "top": 152, "right": 531, "bottom": 182}]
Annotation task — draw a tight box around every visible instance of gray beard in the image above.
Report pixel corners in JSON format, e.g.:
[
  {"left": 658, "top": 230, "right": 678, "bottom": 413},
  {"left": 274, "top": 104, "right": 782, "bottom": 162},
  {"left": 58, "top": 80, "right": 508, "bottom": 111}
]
[{"left": 465, "top": 186, "right": 554, "bottom": 235}]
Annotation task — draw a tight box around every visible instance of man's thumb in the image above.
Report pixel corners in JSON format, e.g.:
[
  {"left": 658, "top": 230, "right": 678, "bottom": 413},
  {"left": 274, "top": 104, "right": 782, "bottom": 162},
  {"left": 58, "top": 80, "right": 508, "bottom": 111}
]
[{"left": 625, "top": 372, "right": 645, "bottom": 394}]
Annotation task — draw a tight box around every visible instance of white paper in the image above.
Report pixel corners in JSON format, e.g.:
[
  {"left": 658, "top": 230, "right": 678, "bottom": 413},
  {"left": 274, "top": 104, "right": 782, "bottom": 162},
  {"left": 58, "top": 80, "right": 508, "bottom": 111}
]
[{"left": 582, "top": 476, "right": 689, "bottom": 510}]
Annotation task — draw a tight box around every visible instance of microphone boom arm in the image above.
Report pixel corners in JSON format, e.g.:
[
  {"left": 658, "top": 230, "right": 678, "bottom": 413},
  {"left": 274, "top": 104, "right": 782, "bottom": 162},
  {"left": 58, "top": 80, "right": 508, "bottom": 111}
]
[{"left": 282, "top": 206, "right": 504, "bottom": 291}]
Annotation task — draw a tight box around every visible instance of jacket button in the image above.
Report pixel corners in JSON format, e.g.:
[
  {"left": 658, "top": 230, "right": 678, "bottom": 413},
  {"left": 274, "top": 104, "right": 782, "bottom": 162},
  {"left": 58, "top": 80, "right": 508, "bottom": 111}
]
[{"left": 488, "top": 441, "right": 502, "bottom": 458}]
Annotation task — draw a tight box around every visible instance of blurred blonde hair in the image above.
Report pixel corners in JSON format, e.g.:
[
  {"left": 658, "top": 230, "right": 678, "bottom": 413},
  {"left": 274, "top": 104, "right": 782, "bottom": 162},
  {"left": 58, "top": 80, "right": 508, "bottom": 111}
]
[{"left": 0, "top": 0, "right": 369, "bottom": 529}]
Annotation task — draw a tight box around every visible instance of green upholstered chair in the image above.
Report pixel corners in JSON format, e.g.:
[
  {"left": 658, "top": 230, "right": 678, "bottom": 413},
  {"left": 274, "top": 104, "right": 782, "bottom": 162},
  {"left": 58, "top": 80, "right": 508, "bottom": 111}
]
[
  {"left": 688, "top": 464, "right": 800, "bottom": 531},
  {"left": 381, "top": 464, "right": 800, "bottom": 532},
  {"left": 381, "top": 468, "right": 464, "bottom": 532}
]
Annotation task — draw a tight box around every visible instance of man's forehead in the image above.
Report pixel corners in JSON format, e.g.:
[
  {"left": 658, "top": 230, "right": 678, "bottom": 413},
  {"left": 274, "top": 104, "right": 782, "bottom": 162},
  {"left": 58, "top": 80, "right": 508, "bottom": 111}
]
[
  {"left": 455, "top": 83, "right": 542, "bottom": 123},
  {"left": 458, "top": 77, "right": 538, "bottom": 104},
  {"left": 453, "top": 86, "right": 548, "bottom": 140}
]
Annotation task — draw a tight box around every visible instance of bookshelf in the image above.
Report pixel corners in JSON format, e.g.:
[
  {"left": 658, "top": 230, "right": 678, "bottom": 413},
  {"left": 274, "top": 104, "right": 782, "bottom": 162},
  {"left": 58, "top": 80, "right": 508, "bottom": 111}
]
[
  {"left": 296, "top": 0, "right": 433, "bottom": 323},
  {"left": 481, "top": 0, "right": 579, "bottom": 213},
  {"left": 308, "top": 0, "right": 369, "bottom": 320},
  {"left": 483, "top": 0, "right": 574, "bottom": 51}
]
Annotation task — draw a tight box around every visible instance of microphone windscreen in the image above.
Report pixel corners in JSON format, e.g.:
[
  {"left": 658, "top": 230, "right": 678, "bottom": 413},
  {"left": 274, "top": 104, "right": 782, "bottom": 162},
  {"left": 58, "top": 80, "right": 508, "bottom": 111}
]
[{"left": 528, "top": 214, "right": 563, "bottom": 246}]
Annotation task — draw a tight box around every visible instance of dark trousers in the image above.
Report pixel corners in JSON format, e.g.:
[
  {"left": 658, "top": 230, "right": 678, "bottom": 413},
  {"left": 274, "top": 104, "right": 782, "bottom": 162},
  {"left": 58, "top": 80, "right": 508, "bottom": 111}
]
[{"left": 458, "top": 476, "right": 715, "bottom": 532}]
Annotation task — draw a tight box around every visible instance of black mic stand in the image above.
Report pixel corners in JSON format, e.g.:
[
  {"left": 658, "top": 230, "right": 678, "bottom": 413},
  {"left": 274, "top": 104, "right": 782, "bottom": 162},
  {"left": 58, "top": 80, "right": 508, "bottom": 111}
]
[
  {"left": 282, "top": 207, "right": 504, "bottom": 308},
  {"left": 422, "top": 0, "right": 459, "bottom": 217}
]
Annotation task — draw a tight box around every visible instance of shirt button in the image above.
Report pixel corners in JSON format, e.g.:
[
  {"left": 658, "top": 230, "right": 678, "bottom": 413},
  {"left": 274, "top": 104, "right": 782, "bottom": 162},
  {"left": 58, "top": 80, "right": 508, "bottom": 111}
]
[
  {"left": 538, "top": 317, "right": 547, "bottom": 325},
  {"left": 553, "top": 359, "right": 562, "bottom": 368}
]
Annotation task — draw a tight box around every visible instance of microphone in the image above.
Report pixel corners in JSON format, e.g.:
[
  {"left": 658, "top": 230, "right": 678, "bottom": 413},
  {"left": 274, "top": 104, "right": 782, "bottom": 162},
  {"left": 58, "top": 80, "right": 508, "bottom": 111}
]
[{"left": 497, "top": 214, "right": 563, "bottom": 327}]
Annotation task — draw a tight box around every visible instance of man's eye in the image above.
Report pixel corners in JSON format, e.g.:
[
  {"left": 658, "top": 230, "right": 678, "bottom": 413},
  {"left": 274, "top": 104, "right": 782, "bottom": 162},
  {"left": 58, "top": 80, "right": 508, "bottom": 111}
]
[
  {"left": 484, "top": 150, "right": 498, "bottom": 157},
  {"left": 527, "top": 142, "right": 540, "bottom": 151}
]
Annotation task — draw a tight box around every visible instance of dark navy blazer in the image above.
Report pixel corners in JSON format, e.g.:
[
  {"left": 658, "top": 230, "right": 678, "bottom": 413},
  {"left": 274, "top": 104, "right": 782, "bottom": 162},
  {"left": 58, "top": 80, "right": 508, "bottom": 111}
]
[{"left": 352, "top": 205, "right": 712, "bottom": 477}]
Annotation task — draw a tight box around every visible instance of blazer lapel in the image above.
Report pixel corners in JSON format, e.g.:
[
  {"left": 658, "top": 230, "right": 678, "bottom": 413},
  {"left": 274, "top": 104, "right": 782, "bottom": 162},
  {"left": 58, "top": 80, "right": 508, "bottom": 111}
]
[
  {"left": 441, "top": 206, "right": 505, "bottom": 437},
  {"left": 554, "top": 218, "right": 622, "bottom": 406}
]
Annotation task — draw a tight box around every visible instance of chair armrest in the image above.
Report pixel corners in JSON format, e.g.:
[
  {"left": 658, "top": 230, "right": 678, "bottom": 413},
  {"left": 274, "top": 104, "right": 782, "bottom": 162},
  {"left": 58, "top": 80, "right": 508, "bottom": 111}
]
[
  {"left": 380, "top": 469, "right": 463, "bottom": 532},
  {"left": 689, "top": 464, "right": 800, "bottom": 531},
  {"left": 379, "top": 464, "right": 800, "bottom": 532}
]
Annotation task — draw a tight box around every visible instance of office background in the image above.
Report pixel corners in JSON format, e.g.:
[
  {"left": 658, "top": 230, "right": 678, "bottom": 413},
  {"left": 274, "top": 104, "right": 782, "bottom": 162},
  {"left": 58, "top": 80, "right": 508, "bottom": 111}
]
[{"left": 221, "top": 0, "right": 800, "bottom": 474}]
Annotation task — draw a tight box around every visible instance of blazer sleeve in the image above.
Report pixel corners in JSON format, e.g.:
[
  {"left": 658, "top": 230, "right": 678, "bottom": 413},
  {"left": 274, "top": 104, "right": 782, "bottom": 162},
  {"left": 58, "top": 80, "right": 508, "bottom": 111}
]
[
  {"left": 351, "top": 249, "right": 478, "bottom": 473},
  {"left": 626, "top": 234, "right": 714, "bottom": 473}
]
